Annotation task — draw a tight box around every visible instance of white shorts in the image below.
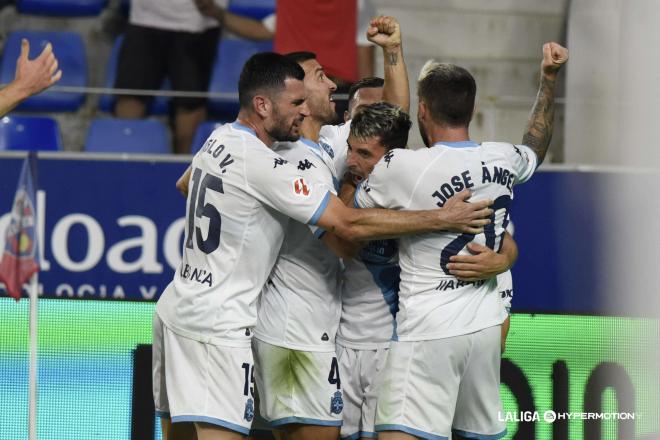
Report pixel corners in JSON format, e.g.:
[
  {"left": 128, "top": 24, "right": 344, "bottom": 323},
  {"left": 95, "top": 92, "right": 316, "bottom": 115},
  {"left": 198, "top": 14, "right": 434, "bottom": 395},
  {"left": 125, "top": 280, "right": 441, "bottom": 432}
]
[
  {"left": 252, "top": 338, "right": 343, "bottom": 428},
  {"left": 336, "top": 344, "right": 389, "bottom": 440},
  {"left": 152, "top": 313, "right": 255, "bottom": 435},
  {"left": 375, "top": 325, "right": 506, "bottom": 440}
]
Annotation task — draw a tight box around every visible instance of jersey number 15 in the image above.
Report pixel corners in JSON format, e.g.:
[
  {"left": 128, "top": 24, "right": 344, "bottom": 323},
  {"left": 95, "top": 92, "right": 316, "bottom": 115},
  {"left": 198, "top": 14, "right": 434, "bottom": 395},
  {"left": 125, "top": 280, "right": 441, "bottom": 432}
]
[{"left": 185, "top": 167, "right": 224, "bottom": 254}]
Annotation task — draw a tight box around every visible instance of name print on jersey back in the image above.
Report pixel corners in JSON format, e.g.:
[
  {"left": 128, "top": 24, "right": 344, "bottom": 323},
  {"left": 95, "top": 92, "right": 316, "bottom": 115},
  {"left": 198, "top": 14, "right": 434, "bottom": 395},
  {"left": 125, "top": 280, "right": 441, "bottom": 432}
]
[{"left": 355, "top": 141, "right": 537, "bottom": 341}]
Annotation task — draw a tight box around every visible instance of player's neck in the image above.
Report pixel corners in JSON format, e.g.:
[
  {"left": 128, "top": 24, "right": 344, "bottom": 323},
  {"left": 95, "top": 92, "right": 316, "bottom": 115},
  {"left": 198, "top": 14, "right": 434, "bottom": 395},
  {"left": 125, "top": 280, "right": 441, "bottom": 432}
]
[
  {"left": 300, "top": 117, "right": 322, "bottom": 143},
  {"left": 427, "top": 124, "right": 470, "bottom": 145},
  {"left": 236, "top": 112, "right": 276, "bottom": 147}
]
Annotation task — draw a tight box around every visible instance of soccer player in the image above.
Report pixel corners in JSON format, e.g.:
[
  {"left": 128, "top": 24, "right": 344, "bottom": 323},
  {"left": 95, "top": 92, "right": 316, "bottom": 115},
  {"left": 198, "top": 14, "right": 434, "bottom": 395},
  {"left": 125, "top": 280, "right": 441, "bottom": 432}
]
[
  {"left": 353, "top": 42, "right": 568, "bottom": 440},
  {"left": 252, "top": 17, "right": 441, "bottom": 440},
  {"left": 334, "top": 102, "right": 518, "bottom": 440},
  {"left": 251, "top": 50, "right": 344, "bottom": 440},
  {"left": 154, "top": 52, "right": 494, "bottom": 440}
]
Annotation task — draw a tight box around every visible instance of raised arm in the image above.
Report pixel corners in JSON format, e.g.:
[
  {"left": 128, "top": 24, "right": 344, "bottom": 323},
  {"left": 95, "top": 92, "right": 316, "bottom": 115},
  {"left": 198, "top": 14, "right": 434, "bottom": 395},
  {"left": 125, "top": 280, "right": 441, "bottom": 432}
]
[
  {"left": 0, "top": 39, "right": 61, "bottom": 117},
  {"left": 367, "top": 16, "right": 409, "bottom": 113},
  {"left": 315, "top": 190, "right": 492, "bottom": 242},
  {"left": 522, "top": 42, "right": 568, "bottom": 165}
]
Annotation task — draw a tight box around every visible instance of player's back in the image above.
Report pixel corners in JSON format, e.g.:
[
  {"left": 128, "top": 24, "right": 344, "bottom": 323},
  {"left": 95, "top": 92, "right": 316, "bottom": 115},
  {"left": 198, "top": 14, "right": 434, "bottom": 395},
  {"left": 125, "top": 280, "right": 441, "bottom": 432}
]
[
  {"left": 157, "top": 123, "right": 331, "bottom": 347},
  {"left": 355, "top": 141, "right": 536, "bottom": 341}
]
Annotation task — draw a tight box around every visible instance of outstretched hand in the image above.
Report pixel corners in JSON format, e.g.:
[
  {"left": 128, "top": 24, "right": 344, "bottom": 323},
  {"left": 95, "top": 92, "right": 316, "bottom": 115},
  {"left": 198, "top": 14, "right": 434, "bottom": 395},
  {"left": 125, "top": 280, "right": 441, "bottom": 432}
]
[
  {"left": 366, "top": 15, "right": 401, "bottom": 50},
  {"left": 14, "top": 39, "right": 62, "bottom": 98},
  {"left": 541, "top": 42, "right": 568, "bottom": 78},
  {"left": 441, "top": 190, "right": 493, "bottom": 235}
]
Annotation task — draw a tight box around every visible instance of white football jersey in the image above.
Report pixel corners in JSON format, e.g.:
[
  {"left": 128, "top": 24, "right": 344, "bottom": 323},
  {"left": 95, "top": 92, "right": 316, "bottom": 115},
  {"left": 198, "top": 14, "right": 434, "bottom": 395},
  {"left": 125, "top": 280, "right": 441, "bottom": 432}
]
[
  {"left": 355, "top": 141, "right": 537, "bottom": 341},
  {"left": 321, "top": 120, "right": 399, "bottom": 349},
  {"left": 255, "top": 138, "right": 342, "bottom": 352},
  {"left": 498, "top": 270, "right": 513, "bottom": 314},
  {"left": 336, "top": 239, "right": 400, "bottom": 349},
  {"left": 156, "top": 122, "right": 332, "bottom": 347},
  {"left": 319, "top": 121, "right": 351, "bottom": 180}
]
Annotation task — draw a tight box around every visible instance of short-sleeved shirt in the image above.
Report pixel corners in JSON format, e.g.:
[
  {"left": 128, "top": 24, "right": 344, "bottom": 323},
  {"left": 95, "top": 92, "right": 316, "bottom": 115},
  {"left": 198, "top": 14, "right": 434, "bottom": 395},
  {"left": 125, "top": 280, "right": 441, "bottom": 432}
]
[
  {"left": 255, "top": 138, "right": 342, "bottom": 352},
  {"left": 319, "top": 121, "right": 351, "bottom": 180},
  {"left": 130, "top": 0, "right": 227, "bottom": 32},
  {"left": 355, "top": 141, "right": 537, "bottom": 341},
  {"left": 156, "top": 122, "right": 331, "bottom": 347},
  {"left": 336, "top": 239, "right": 400, "bottom": 349}
]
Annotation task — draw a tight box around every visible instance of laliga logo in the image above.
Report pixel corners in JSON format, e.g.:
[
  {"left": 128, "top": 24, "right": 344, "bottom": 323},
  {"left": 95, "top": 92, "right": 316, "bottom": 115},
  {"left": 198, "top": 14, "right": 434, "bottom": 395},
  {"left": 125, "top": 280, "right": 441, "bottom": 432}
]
[{"left": 293, "top": 177, "right": 311, "bottom": 196}]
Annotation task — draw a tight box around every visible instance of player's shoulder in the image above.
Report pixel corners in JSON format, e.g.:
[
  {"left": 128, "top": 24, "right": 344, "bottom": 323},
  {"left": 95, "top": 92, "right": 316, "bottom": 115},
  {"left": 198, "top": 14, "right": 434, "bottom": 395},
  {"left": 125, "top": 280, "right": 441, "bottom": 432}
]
[{"left": 481, "top": 141, "right": 534, "bottom": 161}]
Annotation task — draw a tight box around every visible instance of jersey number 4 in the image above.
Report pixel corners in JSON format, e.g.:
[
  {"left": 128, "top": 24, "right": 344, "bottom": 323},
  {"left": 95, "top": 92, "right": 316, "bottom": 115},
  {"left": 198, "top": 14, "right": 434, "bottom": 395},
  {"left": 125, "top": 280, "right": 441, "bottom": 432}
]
[
  {"left": 186, "top": 167, "right": 224, "bottom": 254},
  {"left": 440, "top": 195, "right": 511, "bottom": 274}
]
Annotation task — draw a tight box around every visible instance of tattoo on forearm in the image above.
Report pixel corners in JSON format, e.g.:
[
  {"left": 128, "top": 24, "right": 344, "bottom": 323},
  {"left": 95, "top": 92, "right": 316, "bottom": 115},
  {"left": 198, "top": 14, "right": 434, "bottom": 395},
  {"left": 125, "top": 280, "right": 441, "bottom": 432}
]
[
  {"left": 388, "top": 52, "right": 398, "bottom": 66},
  {"left": 522, "top": 76, "right": 556, "bottom": 164}
]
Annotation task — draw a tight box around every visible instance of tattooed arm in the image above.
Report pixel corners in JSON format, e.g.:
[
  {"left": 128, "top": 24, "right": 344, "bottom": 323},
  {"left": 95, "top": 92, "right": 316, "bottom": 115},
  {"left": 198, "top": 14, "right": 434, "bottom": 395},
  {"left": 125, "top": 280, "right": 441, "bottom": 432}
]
[
  {"left": 366, "top": 16, "right": 410, "bottom": 113},
  {"left": 522, "top": 42, "right": 569, "bottom": 165}
]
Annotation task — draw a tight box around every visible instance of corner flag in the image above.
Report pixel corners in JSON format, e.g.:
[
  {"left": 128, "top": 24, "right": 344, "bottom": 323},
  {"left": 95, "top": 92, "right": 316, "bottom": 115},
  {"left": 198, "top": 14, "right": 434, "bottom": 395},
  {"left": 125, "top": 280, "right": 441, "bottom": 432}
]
[{"left": 0, "top": 152, "right": 39, "bottom": 301}]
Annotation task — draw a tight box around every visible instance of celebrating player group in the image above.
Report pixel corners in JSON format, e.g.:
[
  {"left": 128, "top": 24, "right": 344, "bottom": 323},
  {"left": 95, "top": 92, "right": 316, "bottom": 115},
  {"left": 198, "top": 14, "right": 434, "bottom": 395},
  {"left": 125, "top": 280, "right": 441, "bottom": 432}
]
[{"left": 153, "top": 15, "right": 568, "bottom": 440}]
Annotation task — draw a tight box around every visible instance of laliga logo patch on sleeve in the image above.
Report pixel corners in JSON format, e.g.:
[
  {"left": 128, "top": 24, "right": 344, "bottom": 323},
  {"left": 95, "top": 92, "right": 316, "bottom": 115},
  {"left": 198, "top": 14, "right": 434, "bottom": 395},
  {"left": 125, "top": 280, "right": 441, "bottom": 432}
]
[{"left": 293, "top": 177, "right": 311, "bottom": 197}]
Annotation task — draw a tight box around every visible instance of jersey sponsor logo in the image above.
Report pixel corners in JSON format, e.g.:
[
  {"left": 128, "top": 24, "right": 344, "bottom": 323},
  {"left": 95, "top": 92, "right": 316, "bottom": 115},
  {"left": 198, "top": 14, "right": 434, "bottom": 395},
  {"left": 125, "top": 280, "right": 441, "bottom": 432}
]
[
  {"left": 500, "top": 288, "right": 513, "bottom": 300},
  {"left": 180, "top": 263, "right": 213, "bottom": 287},
  {"left": 321, "top": 332, "right": 329, "bottom": 341},
  {"left": 244, "top": 397, "right": 255, "bottom": 422},
  {"left": 435, "top": 279, "right": 485, "bottom": 291},
  {"left": 273, "top": 158, "right": 288, "bottom": 168},
  {"left": 320, "top": 141, "right": 335, "bottom": 158},
  {"left": 297, "top": 159, "right": 316, "bottom": 171},
  {"left": 293, "top": 177, "right": 311, "bottom": 197},
  {"left": 330, "top": 391, "right": 344, "bottom": 415}
]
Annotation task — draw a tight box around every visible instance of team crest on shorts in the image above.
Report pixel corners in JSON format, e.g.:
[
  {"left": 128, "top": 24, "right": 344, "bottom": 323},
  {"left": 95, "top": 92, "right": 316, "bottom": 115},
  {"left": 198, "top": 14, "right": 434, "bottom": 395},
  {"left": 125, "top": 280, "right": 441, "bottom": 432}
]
[
  {"left": 244, "top": 397, "right": 255, "bottom": 422},
  {"left": 330, "top": 391, "right": 343, "bottom": 414}
]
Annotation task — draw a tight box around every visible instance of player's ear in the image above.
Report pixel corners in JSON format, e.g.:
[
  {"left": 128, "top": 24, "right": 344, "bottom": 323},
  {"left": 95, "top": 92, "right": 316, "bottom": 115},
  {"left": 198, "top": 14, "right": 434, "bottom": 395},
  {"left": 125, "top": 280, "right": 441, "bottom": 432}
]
[
  {"left": 253, "top": 95, "right": 271, "bottom": 118},
  {"left": 343, "top": 109, "right": 350, "bottom": 122},
  {"left": 418, "top": 100, "right": 427, "bottom": 121}
]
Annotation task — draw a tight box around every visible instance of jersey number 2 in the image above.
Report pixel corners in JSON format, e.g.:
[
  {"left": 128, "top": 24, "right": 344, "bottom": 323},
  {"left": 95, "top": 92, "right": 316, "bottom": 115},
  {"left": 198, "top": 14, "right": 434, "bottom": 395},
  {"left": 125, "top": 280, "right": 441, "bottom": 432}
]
[
  {"left": 440, "top": 195, "right": 511, "bottom": 274},
  {"left": 186, "top": 167, "right": 224, "bottom": 254}
]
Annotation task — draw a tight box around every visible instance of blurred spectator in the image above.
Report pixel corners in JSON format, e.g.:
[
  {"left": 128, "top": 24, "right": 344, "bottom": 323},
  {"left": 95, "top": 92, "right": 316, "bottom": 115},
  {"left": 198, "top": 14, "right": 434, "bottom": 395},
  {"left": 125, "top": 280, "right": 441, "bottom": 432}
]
[
  {"left": 0, "top": 39, "right": 62, "bottom": 117},
  {"left": 197, "top": 0, "right": 377, "bottom": 79},
  {"left": 113, "top": 0, "right": 227, "bottom": 154}
]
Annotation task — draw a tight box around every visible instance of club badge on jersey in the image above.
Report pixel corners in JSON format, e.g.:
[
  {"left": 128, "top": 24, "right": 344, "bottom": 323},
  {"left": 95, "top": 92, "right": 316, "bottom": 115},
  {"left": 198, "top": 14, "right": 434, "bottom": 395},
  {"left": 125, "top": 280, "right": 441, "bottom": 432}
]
[
  {"left": 244, "top": 398, "right": 255, "bottom": 422},
  {"left": 330, "top": 391, "right": 344, "bottom": 415}
]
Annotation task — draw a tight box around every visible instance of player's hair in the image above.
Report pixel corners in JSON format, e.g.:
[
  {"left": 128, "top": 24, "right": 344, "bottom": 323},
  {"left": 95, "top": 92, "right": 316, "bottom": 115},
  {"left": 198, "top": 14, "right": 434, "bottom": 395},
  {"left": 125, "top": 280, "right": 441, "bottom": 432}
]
[
  {"left": 417, "top": 61, "right": 476, "bottom": 127},
  {"left": 285, "top": 51, "right": 317, "bottom": 64},
  {"left": 350, "top": 102, "right": 411, "bottom": 150},
  {"left": 348, "top": 77, "right": 385, "bottom": 105},
  {"left": 238, "top": 52, "right": 305, "bottom": 109}
]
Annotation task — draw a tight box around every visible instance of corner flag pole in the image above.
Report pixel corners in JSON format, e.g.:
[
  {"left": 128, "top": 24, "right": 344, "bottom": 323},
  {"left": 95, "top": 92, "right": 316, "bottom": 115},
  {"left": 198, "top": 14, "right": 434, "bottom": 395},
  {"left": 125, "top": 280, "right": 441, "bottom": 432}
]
[{"left": 28, "top": 273, "right": 38, "bottom": 440}]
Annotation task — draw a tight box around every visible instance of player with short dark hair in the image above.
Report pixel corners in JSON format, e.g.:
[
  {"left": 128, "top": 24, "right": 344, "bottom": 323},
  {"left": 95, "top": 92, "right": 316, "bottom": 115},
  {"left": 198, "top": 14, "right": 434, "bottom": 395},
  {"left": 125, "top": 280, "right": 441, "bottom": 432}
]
[
  {"left": 156, "top": 50, "right": 494, "bottom": 440},
  {"left": 359, "top": 43, "right": 568, "bottom": 440}
]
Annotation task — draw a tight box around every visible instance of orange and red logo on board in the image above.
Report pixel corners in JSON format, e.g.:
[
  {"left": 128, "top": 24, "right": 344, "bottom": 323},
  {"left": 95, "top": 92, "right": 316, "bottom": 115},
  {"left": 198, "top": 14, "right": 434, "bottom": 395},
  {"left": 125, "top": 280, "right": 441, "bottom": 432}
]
[{"left": 293, "top": 177, "right": 311, "bottom": 197}]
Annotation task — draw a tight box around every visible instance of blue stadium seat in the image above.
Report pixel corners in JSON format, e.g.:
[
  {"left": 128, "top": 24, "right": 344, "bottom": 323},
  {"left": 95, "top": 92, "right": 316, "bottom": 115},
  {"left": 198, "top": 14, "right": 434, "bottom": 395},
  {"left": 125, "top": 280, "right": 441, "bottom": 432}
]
[
  {"left": 191, "top": 121, "right": 225, "bottom": 154},
  {"left": 84, "top": 118, "right": 170, "bottom": 154},
  {"left": 99, "top": 35, "right": 170, "bottom": 115},
  {"left": 228, "top": 0, "right": 275, "bottom": 19},
  {"left": 17, "top": 0, "right": 108, "bottom": 16},
  {"left": 208, "top": 38, "right": 273, "bottom": 117},
  {"left": 0, "top": 116, "right": 62, "bottom": 151},
  {"left": 0, "top": 30, "right": 87, "bottom": 112}
]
